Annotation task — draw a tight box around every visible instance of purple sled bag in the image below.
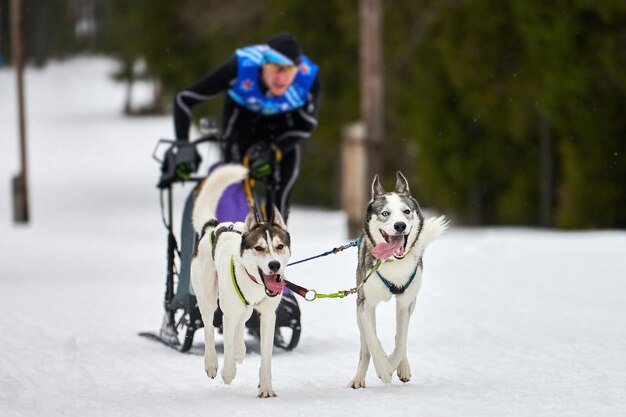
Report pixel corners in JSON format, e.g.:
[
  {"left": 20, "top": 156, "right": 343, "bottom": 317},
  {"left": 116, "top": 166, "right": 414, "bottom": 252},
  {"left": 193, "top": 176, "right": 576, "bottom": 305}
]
[{"left": 209, "top": 163, "right": 249, "bottom": 223}]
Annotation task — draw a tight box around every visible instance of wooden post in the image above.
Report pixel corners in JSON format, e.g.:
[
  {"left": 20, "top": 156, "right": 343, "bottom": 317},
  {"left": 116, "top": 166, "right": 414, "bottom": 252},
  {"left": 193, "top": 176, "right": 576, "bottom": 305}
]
[
  {"left": 11, "top": 0, "right": 30, "bottom": 223},
  {"left": 343, "top": 0, "right": 382, "bottom": 236},
  {"left": 342, "top": 122, "right": 367, "bottom": 238},
  {"left": 359, "top": 0, "right": 384, "bottom": 183}
]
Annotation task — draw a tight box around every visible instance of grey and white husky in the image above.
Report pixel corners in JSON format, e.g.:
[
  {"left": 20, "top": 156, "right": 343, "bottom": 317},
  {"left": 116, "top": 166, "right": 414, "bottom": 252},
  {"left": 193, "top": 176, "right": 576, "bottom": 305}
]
[
  {"left": 349, "top": 171, "right": 447, "bottom": 388},
  {"left": 190, "top": 164, "right": 291, "bottom": 398}
]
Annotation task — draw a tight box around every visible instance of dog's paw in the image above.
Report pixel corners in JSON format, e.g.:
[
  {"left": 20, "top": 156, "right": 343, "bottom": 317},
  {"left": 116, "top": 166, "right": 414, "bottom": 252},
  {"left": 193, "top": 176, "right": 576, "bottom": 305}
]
[
  {"left": 373, "top": 358, "right": 393, "bottom": 384},
  {"left": 221, "top": 365, "right": 236, "bottom": 385},
  {"left": 348, "top": 378, "right": 366, "bottom": 389},
  {"left": 397, "top": 359, "right": 411, "bottom": 383},
  {"left": 205, "top": 357, "right": 218, "bottom": 379},
  {"left": 205, "top": 365, "right": 218, "bottom": 379},
  {"left": 258, "top": 388, "right": 277, "bottom": 398},
  {"left": 377, "top": 370, "right": 392, "bottom": 384}
]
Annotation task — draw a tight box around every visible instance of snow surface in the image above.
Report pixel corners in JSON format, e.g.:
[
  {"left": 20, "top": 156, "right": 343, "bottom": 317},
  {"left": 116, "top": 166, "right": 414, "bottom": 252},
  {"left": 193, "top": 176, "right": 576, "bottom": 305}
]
[{"left": 1, "top": 58, "right": 625, "bottom": 417}]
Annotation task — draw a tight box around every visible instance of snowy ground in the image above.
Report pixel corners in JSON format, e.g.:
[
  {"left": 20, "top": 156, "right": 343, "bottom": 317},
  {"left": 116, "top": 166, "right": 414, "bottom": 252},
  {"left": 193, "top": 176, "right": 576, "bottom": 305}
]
[{"left": 1, "top": 58, "right": 625, "bottom": 417}]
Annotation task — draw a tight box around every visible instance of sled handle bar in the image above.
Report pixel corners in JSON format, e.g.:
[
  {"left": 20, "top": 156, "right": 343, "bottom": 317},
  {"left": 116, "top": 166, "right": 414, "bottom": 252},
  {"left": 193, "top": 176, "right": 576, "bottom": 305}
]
[{"left": 152, "top": 135, "right": 223, "bottom": 164}]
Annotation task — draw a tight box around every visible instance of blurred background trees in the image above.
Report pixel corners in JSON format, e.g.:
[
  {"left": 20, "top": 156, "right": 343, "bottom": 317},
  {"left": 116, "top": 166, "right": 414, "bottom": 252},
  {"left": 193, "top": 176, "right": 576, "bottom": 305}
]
[{"left": 2, "top": 0, "right": 624, "bottom": 228}]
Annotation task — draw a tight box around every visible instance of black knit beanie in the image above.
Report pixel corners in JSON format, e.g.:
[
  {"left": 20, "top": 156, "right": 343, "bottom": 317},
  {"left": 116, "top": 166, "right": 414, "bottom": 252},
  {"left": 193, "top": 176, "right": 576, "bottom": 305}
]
[{"left": 267, "top": 33, "right": 302, "bottom": 63}]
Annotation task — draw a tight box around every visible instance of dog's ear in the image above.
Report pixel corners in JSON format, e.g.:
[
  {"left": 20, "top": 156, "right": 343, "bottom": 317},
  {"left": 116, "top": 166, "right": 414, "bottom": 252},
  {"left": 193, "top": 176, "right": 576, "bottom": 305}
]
[
  {"left": 244, "top": 206, "right": 261, "bottom": 231},
  {"left": 372, "top": 175, "right": 385, "bottom": 198},
  {"left": 269, "top": 205, "right": 287, "bottom": 229},
  {"left": 394, "top": 171, "right": 410, "bottom": 195}
]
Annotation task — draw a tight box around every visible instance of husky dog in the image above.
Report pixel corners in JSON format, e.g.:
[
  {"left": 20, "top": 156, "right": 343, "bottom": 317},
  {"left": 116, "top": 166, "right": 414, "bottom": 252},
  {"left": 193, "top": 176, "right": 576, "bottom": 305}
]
[
  {"left": 349, "top": 172, "right": 447, "bottom": 389},
  {"left": 190, "top": 164, "right": 291, "bottom": 398}
]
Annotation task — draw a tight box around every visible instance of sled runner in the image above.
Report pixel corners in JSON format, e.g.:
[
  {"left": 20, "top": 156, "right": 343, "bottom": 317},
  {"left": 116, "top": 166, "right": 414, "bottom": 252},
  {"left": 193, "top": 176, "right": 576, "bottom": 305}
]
[{"left": 141, "top": 118, "right": 301, "bottom": 352}]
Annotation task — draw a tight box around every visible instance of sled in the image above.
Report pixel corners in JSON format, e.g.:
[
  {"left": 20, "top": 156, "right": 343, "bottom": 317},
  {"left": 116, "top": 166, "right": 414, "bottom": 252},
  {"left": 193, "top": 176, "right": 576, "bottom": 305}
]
[{"left": 140, "top": 118, "right": 301, "bottom": 352}]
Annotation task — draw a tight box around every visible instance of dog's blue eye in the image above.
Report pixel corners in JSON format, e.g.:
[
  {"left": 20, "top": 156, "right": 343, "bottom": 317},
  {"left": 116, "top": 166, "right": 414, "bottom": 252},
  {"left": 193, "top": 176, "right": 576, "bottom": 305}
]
[
  {"left": 403, "top": 209, "right": 411, "bottom": 215},
  {"left": 381, "top": 211, "right": 390, "bottom": 217}
]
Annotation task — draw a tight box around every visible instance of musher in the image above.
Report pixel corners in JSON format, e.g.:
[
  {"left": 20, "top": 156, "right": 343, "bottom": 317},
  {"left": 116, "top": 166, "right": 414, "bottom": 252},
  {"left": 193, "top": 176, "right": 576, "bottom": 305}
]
[{"left": 172, "top": 32, "right": 321, "bottom": 222}]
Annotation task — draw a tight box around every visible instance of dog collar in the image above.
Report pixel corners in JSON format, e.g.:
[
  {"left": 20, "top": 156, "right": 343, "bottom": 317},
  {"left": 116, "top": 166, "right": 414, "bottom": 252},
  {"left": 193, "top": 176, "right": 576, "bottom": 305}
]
[{"left": 376, "top": 263, "right": 419, "bottom": 295}]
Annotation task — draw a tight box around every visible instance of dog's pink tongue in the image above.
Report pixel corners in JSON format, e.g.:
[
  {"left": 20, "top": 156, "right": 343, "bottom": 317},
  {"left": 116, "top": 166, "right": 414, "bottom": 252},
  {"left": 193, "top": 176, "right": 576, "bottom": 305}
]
[
  {"left": 372, "top": 238, "right": 404, "bottom": 260},
  {"left": 263, "top": 274, "right": 285, "bottom": 294}
]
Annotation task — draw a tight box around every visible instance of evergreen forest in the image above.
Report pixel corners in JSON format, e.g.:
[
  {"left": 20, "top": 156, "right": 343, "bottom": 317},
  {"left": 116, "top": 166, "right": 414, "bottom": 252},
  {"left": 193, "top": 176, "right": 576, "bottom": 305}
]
[{"left": 2, "top": 0, "right": 625, "bottom": 228}]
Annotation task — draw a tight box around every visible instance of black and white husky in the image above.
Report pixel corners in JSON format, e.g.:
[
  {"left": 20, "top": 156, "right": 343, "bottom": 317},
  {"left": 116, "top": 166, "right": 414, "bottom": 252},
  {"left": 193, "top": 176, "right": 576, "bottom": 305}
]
[
  {"left": 190, "top": 164, "right": 291, "bottom": 398},
  {"left": 349, "top": 172, "right": 447, "bottom": 388}
]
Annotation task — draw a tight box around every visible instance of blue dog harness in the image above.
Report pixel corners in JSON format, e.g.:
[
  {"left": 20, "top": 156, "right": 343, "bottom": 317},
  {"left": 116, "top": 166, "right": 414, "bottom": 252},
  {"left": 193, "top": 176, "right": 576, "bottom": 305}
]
[
  {"left": 227, "top": 44, "right": 318, "bottom": 115},
  {"left": 376, "top": 264, "right": 419, "bottom": 295}
]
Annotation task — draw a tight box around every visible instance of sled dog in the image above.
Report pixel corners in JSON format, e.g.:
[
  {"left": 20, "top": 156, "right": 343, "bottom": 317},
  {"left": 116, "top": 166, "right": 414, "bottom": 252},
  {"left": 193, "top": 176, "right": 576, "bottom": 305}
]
[
  {"left": 349, "top": 171, "right": 447, "bottom": 388},
  {"left": 191, "top": 164, "right": 291, "bottom": 398}
]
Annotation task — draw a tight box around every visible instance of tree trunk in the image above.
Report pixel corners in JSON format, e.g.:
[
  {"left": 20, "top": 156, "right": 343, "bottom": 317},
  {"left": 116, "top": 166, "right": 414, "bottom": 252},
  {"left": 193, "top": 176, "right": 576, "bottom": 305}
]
[
  {"left": 360, "top": 0, "right": 384, "bottom": 183},
  {"left": 11, "top": 0, "right": 29, "bottom": 223},
  {"left": 538, "top": 114, "right": 553, "bottom": 227}
]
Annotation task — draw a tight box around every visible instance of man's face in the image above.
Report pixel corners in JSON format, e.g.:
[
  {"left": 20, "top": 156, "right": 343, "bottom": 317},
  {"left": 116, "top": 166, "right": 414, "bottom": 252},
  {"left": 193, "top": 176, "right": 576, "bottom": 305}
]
[{"left": 261, "top": 63, "right": 298, "bottom": 96}]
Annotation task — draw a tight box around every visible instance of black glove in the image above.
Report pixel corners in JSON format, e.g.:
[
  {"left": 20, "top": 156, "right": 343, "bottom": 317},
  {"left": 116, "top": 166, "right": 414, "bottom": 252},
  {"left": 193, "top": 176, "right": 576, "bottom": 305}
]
[
  {"left": 174, "top": 162, "right": 193, "bottom": 181},
  {"left": 174, "top": 145, "right": 201, "bottom": 181},
  {"left": 157, "top": 141, "right": 202, "bottom": 188},
  {"left": 246, "top": 143, "right": 274, "bottom": 179}
]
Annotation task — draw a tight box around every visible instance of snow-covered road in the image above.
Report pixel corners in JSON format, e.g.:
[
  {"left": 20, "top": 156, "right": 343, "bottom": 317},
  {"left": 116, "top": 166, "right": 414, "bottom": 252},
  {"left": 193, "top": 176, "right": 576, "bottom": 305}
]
[{"left": 1, "top": 58, "right": 625, "bottom": 417}]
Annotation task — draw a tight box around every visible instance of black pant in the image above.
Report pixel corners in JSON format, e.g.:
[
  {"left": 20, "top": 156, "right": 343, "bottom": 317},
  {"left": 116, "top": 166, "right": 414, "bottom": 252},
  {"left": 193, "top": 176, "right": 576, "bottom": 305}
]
[
  {"left": 260, "top": 146, "right": 300, "bottom": 224},
  {"left": 223, "top": 140, "right": 301, "bottom": 224}
]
